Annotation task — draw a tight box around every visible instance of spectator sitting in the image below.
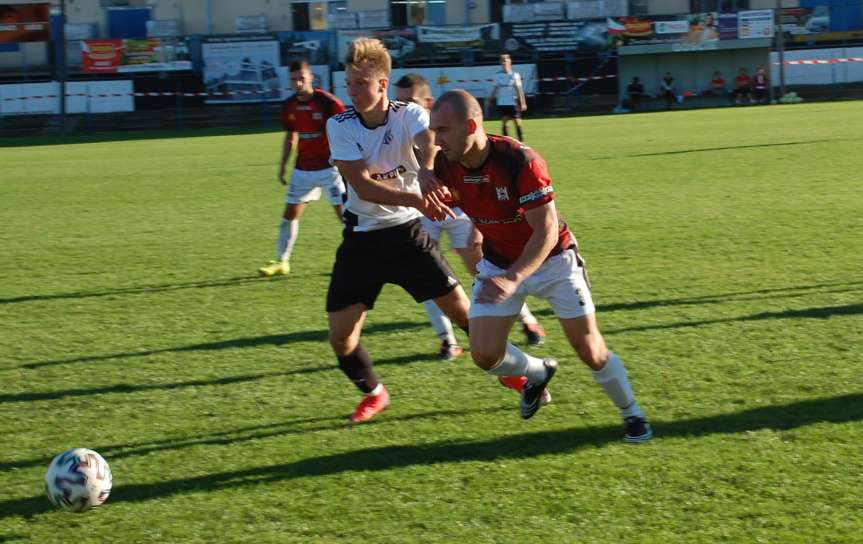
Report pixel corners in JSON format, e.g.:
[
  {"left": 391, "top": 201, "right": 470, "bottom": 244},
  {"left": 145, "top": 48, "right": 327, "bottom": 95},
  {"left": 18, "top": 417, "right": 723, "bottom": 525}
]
[
  {"left": 732, "top": 67, "right": 752, "bottom": 105},
  {"left": 709, "top": 71, "right": 726, "bottom": 95}
]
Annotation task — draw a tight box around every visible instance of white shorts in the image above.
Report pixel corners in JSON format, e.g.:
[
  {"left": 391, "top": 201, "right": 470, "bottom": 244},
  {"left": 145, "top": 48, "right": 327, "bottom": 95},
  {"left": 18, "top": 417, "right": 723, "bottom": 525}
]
[
  {"left": 419, "top": 207, "right": 477, "bottom": 249},
  {"left": 470, "top": 249, "right": 595, "bottom": 320},
  {"left": 286, "top": 167, "right": 345, "bottom": 205}
]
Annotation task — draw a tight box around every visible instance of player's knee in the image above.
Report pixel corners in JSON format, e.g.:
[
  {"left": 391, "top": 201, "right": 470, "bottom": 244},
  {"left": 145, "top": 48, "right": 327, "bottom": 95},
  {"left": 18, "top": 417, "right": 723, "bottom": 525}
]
[
  {"left": 469, "top": 342, "right": 505, "bottom": 370},
  {"left": 328, "top": 332, "right": 356, "bottom": 357},
  {"left": 574, "top": 339, "right": 608, "bottom": 370}
]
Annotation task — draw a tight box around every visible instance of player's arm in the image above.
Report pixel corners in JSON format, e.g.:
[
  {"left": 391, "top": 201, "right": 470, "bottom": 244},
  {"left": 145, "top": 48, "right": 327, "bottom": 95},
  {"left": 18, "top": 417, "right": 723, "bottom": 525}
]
[
  {"left": 475, "top": 201, "right": 558, "bottom": 304},
  {"left": 334, "top": 159, "right": 453, "bottom": 221},
  {"left": 278, "top": 131, "right": 297, "bottom": 185},
  {"left": 414, "top": 128, "right": 445, "bottom": 195},
  {"left": 516, "top": 74, "right": 527, "bottom": 112}
]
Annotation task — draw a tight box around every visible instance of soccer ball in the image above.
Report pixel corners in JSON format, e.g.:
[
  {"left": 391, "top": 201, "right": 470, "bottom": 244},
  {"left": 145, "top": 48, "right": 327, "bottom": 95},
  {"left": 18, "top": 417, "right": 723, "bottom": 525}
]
[{"left": 44, "top": 448, "right": 112, "bottom": 512}]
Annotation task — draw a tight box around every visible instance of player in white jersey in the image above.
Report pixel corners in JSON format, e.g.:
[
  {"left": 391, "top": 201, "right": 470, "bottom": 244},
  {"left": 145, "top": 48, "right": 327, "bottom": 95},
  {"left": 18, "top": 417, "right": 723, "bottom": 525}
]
[
  {"left": 394, "top": 74, "right": 546, "bottom": 362},
  {"left": 488, "top": 54, "right": 527, "bottom": 142},
  {"left": 324, "top": 38, "right": 473, "bottom": 423}
]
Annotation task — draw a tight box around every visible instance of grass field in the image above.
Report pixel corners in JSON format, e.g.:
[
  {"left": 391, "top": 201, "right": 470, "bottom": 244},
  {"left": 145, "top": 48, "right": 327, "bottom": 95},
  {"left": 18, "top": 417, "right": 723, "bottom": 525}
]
[{"left": 1, "top": 102, "right": 862, "bottom": 543}]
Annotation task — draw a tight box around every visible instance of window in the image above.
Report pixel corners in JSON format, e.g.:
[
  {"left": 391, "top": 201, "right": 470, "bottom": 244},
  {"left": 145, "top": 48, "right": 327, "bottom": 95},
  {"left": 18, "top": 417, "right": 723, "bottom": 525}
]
[
  {"left": 292, "top": 1, "right": 328, "bottom": 30},
  {"left": 390, "top": 1, "right": 445, "bottom": 26},
  {"left": 629, "top": 0, "right": 648, "bottom": 16},
  {"left": 690, "top": 0, "right": 749, "bottom": 13}
]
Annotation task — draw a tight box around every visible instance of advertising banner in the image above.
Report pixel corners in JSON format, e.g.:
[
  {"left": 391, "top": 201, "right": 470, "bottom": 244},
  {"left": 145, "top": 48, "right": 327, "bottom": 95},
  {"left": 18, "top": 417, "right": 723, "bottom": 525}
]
[
  {"left": 0, "top": 3, "right": 50, "bottom": 43},
  {"left": 738, "top": 10, "right": 774, "bottom": 39},
  {"left": 81, "top": 38, "right": 191, "bottom": 73},
  {"left": 203, "top": 39, "right": 282, "bottom": 104},
  {"left": 332, "top": 64, "right": 538, "bottom": 105},
  {"left": 338, "top": 26, "right": 501, "bottom": 65},
  {"left": 686, "top": 12, "right": 719, "bottom": 42},
  {"left": 502, "top": 21, "right": 609, "bottom": 54},
  {"left": 779, "top": 7, "right": 829, "bottom": 36},
  {"left": 81, "top": 40, "right": 123, "bottom": 73},
  {"left": 718, "top": 13, "right": 739, "bottom": 40}
]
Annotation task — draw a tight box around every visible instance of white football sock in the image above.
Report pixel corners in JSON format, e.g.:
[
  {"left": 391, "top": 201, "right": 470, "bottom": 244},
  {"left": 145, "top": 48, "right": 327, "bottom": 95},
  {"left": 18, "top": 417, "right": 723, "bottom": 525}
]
[
  {"left": 277, "top": 219, "right": 298, "bottom": 262},
  {"left": 486, "top": 343, "right": 546, "bottom": 382},
  {"left": 518, "top": 303, "right": 538, "bottom": 325},
  {"left": 592, "top": 352, "right": 644, "bottom": 419},
  {"left": 422, "top": 299, "right": 457, "bottom": 345}
]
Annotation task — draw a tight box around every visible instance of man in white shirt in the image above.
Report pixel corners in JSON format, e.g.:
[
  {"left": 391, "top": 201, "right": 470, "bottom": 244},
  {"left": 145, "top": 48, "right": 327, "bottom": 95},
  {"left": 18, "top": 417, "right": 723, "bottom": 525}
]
[
  {"left": 325, "top": 38, "right": 472, "bottom": 423},
  {"left": 488, "top": 54, "right": 527, "bottom": 142}
]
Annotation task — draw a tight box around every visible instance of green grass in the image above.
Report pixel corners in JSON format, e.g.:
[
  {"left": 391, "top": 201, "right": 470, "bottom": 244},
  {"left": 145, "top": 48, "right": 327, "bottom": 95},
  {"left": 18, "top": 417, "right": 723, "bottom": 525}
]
[{"left": 1, "top": 102, "right": 862, "bottom": 543}]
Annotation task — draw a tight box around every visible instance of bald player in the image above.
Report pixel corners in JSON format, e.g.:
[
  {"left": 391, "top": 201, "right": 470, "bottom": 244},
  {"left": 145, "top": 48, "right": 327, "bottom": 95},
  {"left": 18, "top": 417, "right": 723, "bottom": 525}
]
[
  {"left": 427, "top": 89, "right": 652, "bottom": 442},
  {"left": 394, "top": 74, "right": 547, "bottom": 362}
]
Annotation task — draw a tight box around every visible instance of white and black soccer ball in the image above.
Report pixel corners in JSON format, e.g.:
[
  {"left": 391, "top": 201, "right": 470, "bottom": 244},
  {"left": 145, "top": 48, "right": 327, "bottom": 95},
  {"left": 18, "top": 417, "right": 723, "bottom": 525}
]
[{"left": 44, "top": 448, "right": 112, "bottom": 512}]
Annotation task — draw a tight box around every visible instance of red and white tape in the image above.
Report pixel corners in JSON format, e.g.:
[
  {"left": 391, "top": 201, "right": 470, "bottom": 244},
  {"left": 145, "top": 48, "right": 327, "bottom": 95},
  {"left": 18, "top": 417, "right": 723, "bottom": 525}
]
[{"left": 778, "top": 56, "right": 863, "bottom": 65}]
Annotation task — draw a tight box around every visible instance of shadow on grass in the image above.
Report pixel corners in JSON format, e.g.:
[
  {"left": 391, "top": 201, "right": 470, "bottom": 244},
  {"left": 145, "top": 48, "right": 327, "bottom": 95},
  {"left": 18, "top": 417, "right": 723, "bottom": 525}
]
[
  {"left": 589, "top": 138, "right": 843, "bottom": 160},
  {"left": 0, "top": 125, "right": 282, "bottom": 149},
  {"left": 17, "top": 320, "right": 426, "bottom": 371},
  {"left": 0, "top": 275, "right": 273, "bottom": 305},
  {"left": 605, "top": 303, "right": 863, "bottom": 336},
  {"left": 527, "top": 280, "right": 863, "bottom": 318},
  {"left": 2, "top": 393, "right": 860, "bottom": 518},
  {"left": 0, "top": 405, "right": 515, "bottom": 472}
]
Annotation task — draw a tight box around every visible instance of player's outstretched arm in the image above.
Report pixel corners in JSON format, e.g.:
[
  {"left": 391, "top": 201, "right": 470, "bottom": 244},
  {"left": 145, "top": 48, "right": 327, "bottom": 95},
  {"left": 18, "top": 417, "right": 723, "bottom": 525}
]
[
  {"left": 334, "top": 159, "right": 454, "bottom": 221},
  {"left": 414, "top": 129, "right": 442, "bottom": 194}
]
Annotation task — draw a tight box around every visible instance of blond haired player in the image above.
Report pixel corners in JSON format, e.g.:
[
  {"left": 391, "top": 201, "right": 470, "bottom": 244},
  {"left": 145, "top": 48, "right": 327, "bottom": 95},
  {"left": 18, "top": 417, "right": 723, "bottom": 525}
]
[{"left": 324, "top": 39, "right": 471, "bottom": 423}]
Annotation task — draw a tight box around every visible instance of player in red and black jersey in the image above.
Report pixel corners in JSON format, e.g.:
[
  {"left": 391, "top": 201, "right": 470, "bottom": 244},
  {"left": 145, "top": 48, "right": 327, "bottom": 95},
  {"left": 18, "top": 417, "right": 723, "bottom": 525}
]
[
  {"left": 258, "top": 60, "right": 347, "bottom": 277},
  {"left": 428, "top": 90, "right": 652, "bottom": 441}
]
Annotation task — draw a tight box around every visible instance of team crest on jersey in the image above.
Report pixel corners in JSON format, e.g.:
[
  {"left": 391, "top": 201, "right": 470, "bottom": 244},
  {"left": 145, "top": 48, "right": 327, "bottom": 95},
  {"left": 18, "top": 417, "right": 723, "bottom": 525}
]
[
  {"left": 288, "top": 114, "right": 295, "bottom": 121},
  {"left": 383, "top": 128, "right": 393, "bottom": 145},
  {"left": 463, "top": 175, "right": 489, "bottom": 184},
  {"left": 496, "top": 186, "right": 510, "bottom": 201}
]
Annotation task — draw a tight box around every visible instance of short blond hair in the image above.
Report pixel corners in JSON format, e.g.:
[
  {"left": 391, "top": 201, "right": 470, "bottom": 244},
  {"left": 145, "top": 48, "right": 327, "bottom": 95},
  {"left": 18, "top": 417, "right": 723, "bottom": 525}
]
[{"left": 345, "top": 38, "right": 391, "bottom": 78}]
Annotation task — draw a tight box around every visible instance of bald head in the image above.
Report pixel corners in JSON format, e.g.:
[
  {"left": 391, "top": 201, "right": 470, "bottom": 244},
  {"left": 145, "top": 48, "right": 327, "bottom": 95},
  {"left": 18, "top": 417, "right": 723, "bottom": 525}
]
[
  {"left": 432, "top": 89, "right": 483, "bottom": 122},
  {"left": 430, "top": 89, "right": 487, "bottom": 164}
]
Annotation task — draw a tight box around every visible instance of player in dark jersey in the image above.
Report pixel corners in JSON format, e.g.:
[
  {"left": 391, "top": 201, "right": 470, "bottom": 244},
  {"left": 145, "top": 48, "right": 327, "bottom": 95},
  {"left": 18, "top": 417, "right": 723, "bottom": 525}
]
[
  {"left": 428, "top": 89, "right": 652, "bottom": 442},
  {"left": 259, "top": 60, "right": 347, "bottom": 277}
]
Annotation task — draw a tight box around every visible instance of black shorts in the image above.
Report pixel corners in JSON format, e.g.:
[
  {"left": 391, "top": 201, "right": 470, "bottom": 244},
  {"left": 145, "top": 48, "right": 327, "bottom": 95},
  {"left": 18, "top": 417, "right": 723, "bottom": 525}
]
[
  {"left": 326, "top": 219, "right": 459, "bottom": 312},
  {"left": 496, "top": 105, "right": 521, "bottom": 119}
]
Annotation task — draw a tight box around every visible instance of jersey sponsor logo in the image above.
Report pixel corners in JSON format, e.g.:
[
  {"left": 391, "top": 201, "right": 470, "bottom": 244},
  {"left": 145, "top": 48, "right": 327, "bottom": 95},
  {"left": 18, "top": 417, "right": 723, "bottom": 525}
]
[
  {"left": 473, "top": 215, "right": 523, "bottom": 225},
  {"left": 519, "top": 186, "right": 553, "bottom": 204},
  {"left": 298, "top": 131, "right": 322, "bottom": 140},
  {"left": 383, "top": 128, "right": 393, "bottom": 145},
  {"left": 463, "top": 174, "right": 490, "bottom": 184},
  {"left": 496, "top": 186, "right": 510, "bottom": 201},
  {"left": 297, "top": 105, "right": 312, "bottom": 111},
  {"left": 370, "top": 165, "right": 406, "bottom": 181}
]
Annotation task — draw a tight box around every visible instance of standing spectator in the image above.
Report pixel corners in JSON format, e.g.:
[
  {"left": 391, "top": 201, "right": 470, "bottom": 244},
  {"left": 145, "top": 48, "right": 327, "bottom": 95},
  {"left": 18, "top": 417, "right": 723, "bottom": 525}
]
[
  {"left": 660, "top": 72, "right": 676, "bottom": 110},
  {"left": 625, "top": 76, "right": 645, "bottom": 111},
  {"left": 733, "top": 67, "right": 752, "bottom": 105},
  {"left": 752, "top": 67, "right": 769, "bottom": 104},
  {"left": 488, "top": 54, "right": 528, "bottom": 142}
]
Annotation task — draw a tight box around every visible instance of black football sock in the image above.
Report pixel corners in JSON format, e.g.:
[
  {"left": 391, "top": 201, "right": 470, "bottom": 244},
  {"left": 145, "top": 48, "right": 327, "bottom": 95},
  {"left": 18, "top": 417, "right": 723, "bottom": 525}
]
[
  {"left": 516, "top": 125, "right": 524, "bottom": 142},
  {"left": 337, "top": 344, "right": 378, "bottom": 394}
]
